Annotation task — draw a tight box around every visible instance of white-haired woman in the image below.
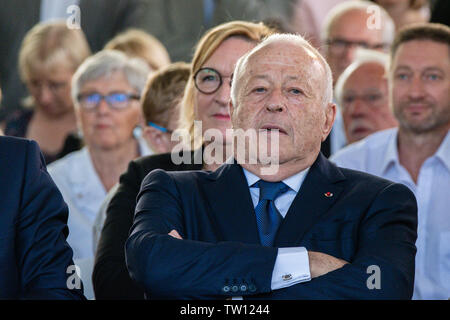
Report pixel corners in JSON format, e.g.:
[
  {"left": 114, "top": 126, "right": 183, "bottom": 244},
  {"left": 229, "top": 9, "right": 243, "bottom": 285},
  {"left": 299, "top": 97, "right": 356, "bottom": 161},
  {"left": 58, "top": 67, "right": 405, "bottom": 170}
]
[{"left": 48, "top": 50, "right": 151, "bottom": 299}]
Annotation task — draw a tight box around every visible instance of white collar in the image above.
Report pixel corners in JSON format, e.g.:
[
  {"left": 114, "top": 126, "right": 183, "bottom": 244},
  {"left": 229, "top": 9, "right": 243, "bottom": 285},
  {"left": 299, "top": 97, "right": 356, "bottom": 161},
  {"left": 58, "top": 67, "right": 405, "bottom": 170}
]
[
  {"left": 242, "top": 166, "right": 310, "bottom": 193},
  {"left": 380, "top": 128, "right": 450, "bottom": 174}
]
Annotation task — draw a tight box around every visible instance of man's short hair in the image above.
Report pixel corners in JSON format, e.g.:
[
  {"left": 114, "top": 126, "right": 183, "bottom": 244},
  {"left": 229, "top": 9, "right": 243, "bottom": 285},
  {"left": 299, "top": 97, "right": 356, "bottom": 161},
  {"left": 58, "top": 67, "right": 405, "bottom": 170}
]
[
  {"left": 390, "top": 23, "right": 450, "bottom": 64},
  {"left": 321, "top": 0, "right": 395, "bottom": 45},
  {"left": 231, "top": 33, "right": 333, "bottom": 109},
  {"left": 335, "top": 48, "right": 389, "bottom": 107}
]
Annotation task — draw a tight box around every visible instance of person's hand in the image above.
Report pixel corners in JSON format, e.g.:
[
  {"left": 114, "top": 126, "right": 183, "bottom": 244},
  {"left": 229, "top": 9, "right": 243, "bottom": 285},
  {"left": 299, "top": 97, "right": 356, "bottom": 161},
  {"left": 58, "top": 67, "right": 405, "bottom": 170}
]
[
  {"left": 308, "top": 251, "right": 349, "bottom": 278},
  {"left": 168, "top": 229, "right": 182, "bottom": 239}
]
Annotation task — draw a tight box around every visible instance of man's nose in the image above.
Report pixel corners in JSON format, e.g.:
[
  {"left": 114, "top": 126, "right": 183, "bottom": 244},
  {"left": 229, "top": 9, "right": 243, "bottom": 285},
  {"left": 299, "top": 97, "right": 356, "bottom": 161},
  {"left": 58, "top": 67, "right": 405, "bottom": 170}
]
[
  {"left": 408, "top": 76, "right": 426, "bottom": 99},
  {"left": 344, "top": 46, "right": 357, "bottom": 65},
  {"left": 265, "top": 89, "right": 285, "bottom": 112},
  {"left": 348, "top": 98, "right": 367, "bottom": 118}
]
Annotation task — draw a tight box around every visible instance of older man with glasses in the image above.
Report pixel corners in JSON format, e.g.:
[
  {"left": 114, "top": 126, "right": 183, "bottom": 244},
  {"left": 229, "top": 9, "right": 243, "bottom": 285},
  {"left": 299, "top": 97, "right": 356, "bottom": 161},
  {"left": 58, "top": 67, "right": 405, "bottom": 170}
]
[{"left": 318, "top": 0, "right": 395, "bottom": 157}]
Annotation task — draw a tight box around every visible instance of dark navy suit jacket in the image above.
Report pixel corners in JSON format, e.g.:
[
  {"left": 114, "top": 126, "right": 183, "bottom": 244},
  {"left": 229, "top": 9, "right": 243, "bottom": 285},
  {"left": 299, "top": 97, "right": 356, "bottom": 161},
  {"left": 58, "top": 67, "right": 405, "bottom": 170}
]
[
  {"left": 126, "top": 153, "right": 418, "bottom": 299},
  {"left": 0, "top": 136, "right": 84, "bottom": 299}
]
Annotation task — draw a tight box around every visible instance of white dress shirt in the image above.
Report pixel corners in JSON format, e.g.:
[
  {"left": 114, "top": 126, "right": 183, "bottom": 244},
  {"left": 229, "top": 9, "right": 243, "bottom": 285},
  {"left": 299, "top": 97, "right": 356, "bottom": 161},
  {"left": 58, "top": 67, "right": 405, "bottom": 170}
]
[
  {"left": 331, "top": 128, "right": 450, "bottom": 300},
  {"left": 242, "top": 167, "right": 312, "bottom": 290},
  {"left": 48, "top": 136, "right": 152, "bottom": 299}
]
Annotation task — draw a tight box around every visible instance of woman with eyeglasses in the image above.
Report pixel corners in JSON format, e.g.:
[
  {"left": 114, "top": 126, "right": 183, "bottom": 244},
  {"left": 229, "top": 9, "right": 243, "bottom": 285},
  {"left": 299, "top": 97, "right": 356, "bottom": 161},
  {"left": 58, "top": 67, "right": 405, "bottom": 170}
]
[
  {"left": 93, "top": 20, "right": 274, "bottom": 299},
  {"left": 3, "top": 21, "right": 91, "bottom": 164},
  {"left": 48, "top": 50, "right": 152, "bottom": 300}
]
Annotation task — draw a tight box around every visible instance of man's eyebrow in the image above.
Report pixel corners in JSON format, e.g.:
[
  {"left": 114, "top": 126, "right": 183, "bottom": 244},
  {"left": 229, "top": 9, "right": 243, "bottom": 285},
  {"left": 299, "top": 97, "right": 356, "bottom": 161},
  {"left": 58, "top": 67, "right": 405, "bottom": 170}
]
[
  {"left": 394, "top": 65, "right": 446, "bottom": 73},
  {"left": 422, "top": 67, "right": 445, "bottom": 73},
  {"left": 248, "top": 74, "right": 270, "bottom": 80},
  {"left": 394, "top": 65, "right": 412, "bottom": 71}
]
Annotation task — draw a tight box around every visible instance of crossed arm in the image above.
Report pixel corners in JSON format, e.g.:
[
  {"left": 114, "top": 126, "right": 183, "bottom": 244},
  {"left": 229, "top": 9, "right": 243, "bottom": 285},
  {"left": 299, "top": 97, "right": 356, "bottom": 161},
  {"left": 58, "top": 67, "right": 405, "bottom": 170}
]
[
  {"left": 126, "top": 169, "right": 417, "bottom": 299},
  {"left": 169, "top": 229, "right": 348, "bottom": 281}
]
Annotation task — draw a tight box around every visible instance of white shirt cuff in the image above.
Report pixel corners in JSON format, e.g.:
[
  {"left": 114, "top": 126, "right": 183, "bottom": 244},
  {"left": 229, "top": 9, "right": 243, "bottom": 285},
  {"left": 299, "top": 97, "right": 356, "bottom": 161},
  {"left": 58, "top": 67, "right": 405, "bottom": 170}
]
[{"left": 271, "top": 247, "right": 311, "bottom": 290}]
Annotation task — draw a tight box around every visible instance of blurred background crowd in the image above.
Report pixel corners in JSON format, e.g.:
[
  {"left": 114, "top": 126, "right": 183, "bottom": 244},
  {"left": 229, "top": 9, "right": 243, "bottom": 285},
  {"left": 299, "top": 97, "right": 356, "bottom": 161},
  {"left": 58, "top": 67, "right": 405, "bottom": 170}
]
[{"left": 0, "top": 0, "right": 448, "bottom": 300}]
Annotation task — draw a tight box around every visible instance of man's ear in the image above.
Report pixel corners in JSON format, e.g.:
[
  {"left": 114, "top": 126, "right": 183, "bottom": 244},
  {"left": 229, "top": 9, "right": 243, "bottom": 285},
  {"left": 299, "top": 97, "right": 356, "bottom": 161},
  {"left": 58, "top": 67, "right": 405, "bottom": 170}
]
[
  {"left": 322, "top": 102, "right": 336, "bottom": 142},
  {"left": 143, "top": 126, "right": 169, "bottom": 154}
]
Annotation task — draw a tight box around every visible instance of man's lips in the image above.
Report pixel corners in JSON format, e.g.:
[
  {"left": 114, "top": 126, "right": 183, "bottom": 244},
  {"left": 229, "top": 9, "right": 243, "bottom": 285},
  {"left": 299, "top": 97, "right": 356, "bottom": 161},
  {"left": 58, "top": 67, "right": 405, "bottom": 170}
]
[
  {"left": 404, "top": 104, "right": 429, "bottom": 115},
  {"left": 259, "top": 125, "right": 288, "bottom": 135},
  {"left": 351, "top": 127, "right": 371, "bottom": 135}
]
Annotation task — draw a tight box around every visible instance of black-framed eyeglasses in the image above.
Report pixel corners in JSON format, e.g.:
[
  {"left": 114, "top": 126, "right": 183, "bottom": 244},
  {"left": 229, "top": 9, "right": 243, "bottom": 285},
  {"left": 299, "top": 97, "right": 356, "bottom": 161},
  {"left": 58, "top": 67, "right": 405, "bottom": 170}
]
[
  {"left": 194, "top": 68, "right": 232, "bottom": 94},
  {"left": 326, "top": 38, "right": 389, "bottom": 55},
  {"left": 77, "top": 92, "right": 140, "bottom": 111}
]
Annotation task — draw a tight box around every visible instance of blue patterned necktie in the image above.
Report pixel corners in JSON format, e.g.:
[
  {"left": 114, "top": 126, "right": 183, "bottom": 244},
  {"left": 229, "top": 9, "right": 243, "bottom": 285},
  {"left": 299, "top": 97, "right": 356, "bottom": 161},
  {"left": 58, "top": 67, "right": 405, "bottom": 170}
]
[{"left": 254, "top": 180, "right": 289, "bottom": 246}]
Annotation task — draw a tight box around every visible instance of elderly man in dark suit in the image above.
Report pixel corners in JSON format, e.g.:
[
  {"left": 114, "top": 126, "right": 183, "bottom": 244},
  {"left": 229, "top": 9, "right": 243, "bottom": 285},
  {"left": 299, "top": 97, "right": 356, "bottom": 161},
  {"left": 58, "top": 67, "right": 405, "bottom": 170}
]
[
  {"left": 125, "top": 33, "right": 418, "bottom": 300},
  {"left": 0, "top": 136, "right": 84, "bottom": 299}
]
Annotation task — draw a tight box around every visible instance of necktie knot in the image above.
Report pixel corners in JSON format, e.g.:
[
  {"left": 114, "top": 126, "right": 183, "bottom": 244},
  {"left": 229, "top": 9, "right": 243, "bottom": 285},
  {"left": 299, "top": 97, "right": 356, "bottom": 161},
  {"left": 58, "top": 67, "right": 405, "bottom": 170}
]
[{"left": 257, "top": 180, "right": 289, "bottom": 202}]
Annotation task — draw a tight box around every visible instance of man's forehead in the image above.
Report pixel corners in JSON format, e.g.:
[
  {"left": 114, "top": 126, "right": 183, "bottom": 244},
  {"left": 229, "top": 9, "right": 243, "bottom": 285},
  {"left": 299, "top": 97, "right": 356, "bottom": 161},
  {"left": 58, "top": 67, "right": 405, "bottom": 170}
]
[
  {"left": 330, "top": 9, "right": 383, "bottom": 41},
  {"left": 247, "top": 42, "right": 322, "bottom": 70},
  {"left": 392, "top": 40, "right": 450, "bottom": 69}
]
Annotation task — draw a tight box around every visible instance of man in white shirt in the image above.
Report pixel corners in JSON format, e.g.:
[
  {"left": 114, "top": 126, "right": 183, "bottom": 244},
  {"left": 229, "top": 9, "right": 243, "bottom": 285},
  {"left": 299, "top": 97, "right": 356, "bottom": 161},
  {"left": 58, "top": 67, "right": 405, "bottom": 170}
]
[
  {"left": 125, "top": 33, "right": 418, "bottom": 299},
  {"left": 331, "top": 23, "right": 450, "bottom": 299}
]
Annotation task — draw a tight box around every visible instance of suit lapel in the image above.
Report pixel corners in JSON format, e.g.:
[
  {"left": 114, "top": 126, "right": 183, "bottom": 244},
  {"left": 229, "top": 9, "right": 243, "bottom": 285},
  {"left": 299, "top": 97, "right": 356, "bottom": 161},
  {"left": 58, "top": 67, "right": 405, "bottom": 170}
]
[
  {"left": 275, "top": 154, "right": 346, "bottom": 247},
  {"left": 200, "top": 163, "right": 261, "bottom": 244}
]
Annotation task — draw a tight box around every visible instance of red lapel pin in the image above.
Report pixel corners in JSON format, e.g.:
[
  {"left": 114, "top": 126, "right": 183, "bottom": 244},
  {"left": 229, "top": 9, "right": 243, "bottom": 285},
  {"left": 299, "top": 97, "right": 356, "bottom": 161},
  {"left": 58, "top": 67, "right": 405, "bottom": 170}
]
[{"left": 324, "top": 192, "right": 333, "bottom": 198}]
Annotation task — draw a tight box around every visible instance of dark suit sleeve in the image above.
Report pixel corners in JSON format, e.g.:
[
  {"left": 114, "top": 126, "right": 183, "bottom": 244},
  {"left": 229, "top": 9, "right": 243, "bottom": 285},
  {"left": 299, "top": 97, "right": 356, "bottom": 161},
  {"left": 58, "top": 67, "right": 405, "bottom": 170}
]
[
  {"left": 249, "top": 182, "right": 418, "bottom": 300},
  {"left": 125, "top": 169, "right": 278, "bottom": 299},
  {"left": 93, "top": 160, "right": 145, "bottom": 299},
  {"left": 17, "top": 141, "right": 84, "bottom": 299}
]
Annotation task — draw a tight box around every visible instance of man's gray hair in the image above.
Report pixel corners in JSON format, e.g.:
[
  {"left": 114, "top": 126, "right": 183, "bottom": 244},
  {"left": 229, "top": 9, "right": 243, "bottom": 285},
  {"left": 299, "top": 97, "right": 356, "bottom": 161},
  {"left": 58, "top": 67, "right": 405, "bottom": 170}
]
[
  {"left": 321, "top": 0, "right": 395, "bottom": 45},
  {"left": 231, "top": 33, "right": 333, "bottom": 109},
  {"left": 335, "top": 48, "right": 389, "bottom": 107},
  {"left": 71, "top": 49, "right": 150, "bottom": 106}
]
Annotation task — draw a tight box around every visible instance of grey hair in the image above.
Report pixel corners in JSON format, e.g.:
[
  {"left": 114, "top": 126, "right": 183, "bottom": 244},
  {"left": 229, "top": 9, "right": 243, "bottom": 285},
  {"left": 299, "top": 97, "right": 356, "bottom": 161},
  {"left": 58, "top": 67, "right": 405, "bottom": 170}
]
[
  {"left": 334, "top": 48, "right": 389, "bottom": 107},
  {"left": 321, "top": 0, "right": 395, "bottom": 45},
  {"left": 71, "top": 49, "right": 150, "bottom": 106},
  {"left": 231, "top": 33, "right": 333, "bottom": 108}
]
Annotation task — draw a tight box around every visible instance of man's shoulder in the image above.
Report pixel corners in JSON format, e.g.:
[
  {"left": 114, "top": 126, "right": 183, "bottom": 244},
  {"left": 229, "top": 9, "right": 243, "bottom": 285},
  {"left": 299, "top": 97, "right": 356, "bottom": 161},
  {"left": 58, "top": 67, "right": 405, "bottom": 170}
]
[
  {"left": 339, "top": 165, "right": 397, "bottom": 189},
  {"left": 333, "top": 163, "right": 416, "bottom": 210},
  {"left": 0, "top": 135, "right": 34, "bottom": 152},
  {"left": 0, "top": 136, "right": 39, "bottom": 168},
  {"left": 142, "top": 162, "right": 236, "bottom": 187},
  {"left": 330, "top": 128, "right": 397, "bottom": 169}
]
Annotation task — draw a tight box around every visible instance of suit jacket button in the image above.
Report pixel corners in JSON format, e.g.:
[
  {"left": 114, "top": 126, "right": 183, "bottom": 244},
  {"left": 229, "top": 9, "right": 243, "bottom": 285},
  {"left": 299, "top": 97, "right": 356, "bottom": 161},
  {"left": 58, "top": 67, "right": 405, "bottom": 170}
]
[
  {"left": 248, "top": 284, "right": 257, "bottom": 292},
  {"left": 222, "top": 285, "right": 230, "bottom": 293},
  {"left": 240, "top": 285, "right": 247, "bottom": 292},
  {"left": 231, "top": 285, "right": 239, "bottom": 292}
]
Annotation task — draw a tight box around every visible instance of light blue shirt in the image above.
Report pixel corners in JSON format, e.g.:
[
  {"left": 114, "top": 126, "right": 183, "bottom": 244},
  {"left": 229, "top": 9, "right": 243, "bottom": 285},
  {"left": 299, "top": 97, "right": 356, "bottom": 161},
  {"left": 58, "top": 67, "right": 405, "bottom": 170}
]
[
  {"left": 242, "top": 167, "right": 311, "bottom": 290},
  {"left": 331, "top": 128, "right": 450, "bottom": 300},
  {"left": 330, "top": 101, "right": 348, "bottom": 156}
]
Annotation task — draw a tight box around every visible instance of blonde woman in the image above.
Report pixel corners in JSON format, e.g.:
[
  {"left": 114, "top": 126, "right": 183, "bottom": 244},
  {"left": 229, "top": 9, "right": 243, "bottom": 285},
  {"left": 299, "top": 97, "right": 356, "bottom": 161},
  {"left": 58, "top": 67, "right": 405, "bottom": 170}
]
[
  {"left": 104, "top": 28, "right": 171, "bottom": 72},
  {"left": 4, "top": 21, "right": 91, "bottom": 164},
  {"left": 93, "top": 20, "right": 274, "bottom": 299}
]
